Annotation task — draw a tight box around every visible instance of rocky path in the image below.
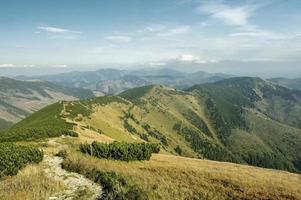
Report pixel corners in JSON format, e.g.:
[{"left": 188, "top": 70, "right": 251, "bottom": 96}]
[
  {"left": 42, "top": 138, "right": 101, "bottom": 200},
  {"left": 43, "top": 155, "right": 101, "bottom": 200}
]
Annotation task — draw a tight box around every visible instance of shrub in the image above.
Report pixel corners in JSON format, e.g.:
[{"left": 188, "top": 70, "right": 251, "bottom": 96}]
[
  {"left": 142, "top": 123, "right": 168, "bottom": 146},
  {"left": 56, "top": 149, "right": 68, "bottom": 159},
  {"left": 0, "top": 127, "right": 78, "bottom": 142},
  {"left": 80, "top": 141, "right": 160, "bottom": 161},
  {"left": 0, "top": 143, "right": 43, "bottom": 177},
  {"left": 174, "top": 145, "right": 182, "bottom": 155}
]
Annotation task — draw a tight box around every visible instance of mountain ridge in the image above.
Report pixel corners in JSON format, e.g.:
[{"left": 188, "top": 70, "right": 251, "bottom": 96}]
[
  {"left": 16, "top": 68, "right": 233, "bottom": 95},
  {"left": 4, "top": 76, "right": 301, "bottom": 172},
  {"left": 0, "top": 77, "right": 95, "bottom": 130}
]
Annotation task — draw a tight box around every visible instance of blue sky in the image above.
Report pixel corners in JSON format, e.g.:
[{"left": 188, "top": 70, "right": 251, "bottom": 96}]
[{"left": 0, "top": 0, "right": 301, "bottom": 76}]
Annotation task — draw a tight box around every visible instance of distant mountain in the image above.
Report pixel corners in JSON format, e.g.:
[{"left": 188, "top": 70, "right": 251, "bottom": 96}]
[
  {"left": 17, "top": 68, "right": 233, "bottom": 94},
  {"left": 8, "top": 76, "right": 301, "bottom": 172},
  {"left": 269, "top": 77, "right": 301, "bottom": 91},
  {"left": 0, "top": 77, "right": 94, "bottom": 130}
]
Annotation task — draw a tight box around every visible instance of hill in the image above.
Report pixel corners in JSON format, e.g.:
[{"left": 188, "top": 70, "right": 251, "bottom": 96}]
[
  {"left": 270, "top": 77, "right": 301, "bottom": 91},
  {"left": 1, "top": 77, "right": 301, "bottom": 199},
  {"left": 0, "top": 77, "right": 94, "bottom": 130},
  {"left": 5, "top": 77, "right": 301, "bottom": 172},
  {"left": 17, "top": 68, "right": 232, "bottom": 94}
]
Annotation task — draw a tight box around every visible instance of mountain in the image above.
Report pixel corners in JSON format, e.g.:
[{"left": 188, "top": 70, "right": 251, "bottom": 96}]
[
  {"left": 0, "top": 77, "right": 95, "bottom": 130},
  {"left": 17, "top": 68, "right": 233, "bottom": 94},
  {"left": 1, "top": 76, "right": 301, "bottom": 199},
  {"left": 5, "top": 77, "right": 301, "bottom": 173},
  {"left": 270, "top": 77, "right": 301, "bottom": 91}
]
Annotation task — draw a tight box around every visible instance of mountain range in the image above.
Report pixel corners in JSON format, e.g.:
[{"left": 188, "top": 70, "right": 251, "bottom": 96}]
[
  {"left": 269, "top": 77, "right": 301, "bottom": 91},
  {"left": 1, "top": 75, "right": 301, "bottom": 199},
  {"left": 5, "top": 76, "right": 301, "bottom": 172},
  {"left": 17, "top": 68, "right": 233, "bottom": 95}
]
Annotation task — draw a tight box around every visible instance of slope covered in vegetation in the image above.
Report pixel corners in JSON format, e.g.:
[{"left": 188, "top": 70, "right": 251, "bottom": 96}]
[
  {"left": 0, "top": 77, "right": 94, "bottom": 130},
  {"left": 1, "top": 77, "right": 301, "bottom": 199},
  {"left": 3, "top": 77, "right": 301, "bottom": 173}
]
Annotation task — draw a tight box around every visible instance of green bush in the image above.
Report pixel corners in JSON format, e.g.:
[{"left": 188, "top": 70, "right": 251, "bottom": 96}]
[
  {"left": 0, "top": 127, "right": 78, "bottom": 142},
  {"left": 174, "top": 145, "right": 182, "bottom": 155},
  {"left": 80, "top": 141, "right": 160, "bottom": 161},
  {"left": 56, "top": 149, "right": 68, "bottom": 159},
  {"left": 0, "top": 143, "right": 43, "bottom": 177},
  {"left": 142, "top": 123, "right": 168, "bottom": 146}
]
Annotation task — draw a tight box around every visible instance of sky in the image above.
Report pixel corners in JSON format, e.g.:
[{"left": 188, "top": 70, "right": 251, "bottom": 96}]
[{"left": 0, "top": 0, "right": 301, "bottom": 77}]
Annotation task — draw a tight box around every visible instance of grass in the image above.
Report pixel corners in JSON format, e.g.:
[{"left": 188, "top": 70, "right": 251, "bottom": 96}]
[
  {"left": 0, "top": 164, "right": 65, "bottom": 200},
  {"left": 64, "top": 151, "right": 301, "bottom": 200}
]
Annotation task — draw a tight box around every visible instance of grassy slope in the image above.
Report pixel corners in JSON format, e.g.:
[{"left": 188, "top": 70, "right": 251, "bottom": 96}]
[
  {"left": 11, "top": 102, "right": 70, "bottom": 129},
  {"left": 187, "top": 78, "right": 301, "bottom": 172},
  {"left": 1, "top": 80, "right": 301, "bottom": 199},
  {"left": 7, "top": 79, "right": 301, "bottom": 172},
  {"left": 0, "top": 164, "right": 64, "bottom": 200},
  {"left": 0, "top": 77, "right": 95, "bottom": 127},
  {"left": 65, "top": 151, "right": 301, "bottom": 200}
]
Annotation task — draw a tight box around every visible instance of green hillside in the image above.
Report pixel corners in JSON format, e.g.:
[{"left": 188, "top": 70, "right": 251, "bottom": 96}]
[
  {"left": 0, "top": 77, "right": 95, "bottom": 130},
  {"left": 1, "top": 77, "right": 301, "bottom": 199},
  {"left": 188, "top": 77, "right": 301, "bottom": 172},
  {"left": 4, "top": 77, "right": 301, "bottom": 173}
]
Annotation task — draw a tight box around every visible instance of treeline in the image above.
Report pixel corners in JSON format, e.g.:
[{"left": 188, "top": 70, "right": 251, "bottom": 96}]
[
  {"left": 141, "top": 123, "right": 168, "bottom": 146},
  {"left": 80, "top": 141, "right": 160, "bottom": 161},
  {"left": 0, "top": 143, "right": 43, "bottom": 177},
  {"left": 241, "top": 151, "right": 295, "bottom": 172},
  {"left": 205, "top": 98, "right": 232, "bottom": 142},
  {"left": 173, "top": 123, "right": 239, "bottom": 162},
  {"left": 183, "top": 109, "right": 212, "bottom": 138},
  {"left": 0, "top": 127, "right": 78, "bottom": 142},
  {"left": 122, "top": 109, "right": 168, "bottom": 147}
]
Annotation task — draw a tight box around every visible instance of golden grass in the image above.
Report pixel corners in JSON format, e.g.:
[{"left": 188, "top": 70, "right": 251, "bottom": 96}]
[
  {"left": 67, "top": 152, "right": 301, "bottom": 200},
  {"left": 0, "top": 164, "right": 65, "bottom": 200}
]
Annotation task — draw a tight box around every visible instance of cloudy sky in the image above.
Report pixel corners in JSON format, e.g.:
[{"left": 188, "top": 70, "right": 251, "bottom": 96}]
[{"left": 0, "top": 0, "right": 301, "bottom": 77}]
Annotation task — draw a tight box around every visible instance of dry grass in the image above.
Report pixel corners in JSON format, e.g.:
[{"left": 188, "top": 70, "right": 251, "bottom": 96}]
[
  {"left": 66, "top": 152, "right": 301, "bottom": 200},
  {"left": 0, "top": 163, "right": 65, "bottom": 200}
]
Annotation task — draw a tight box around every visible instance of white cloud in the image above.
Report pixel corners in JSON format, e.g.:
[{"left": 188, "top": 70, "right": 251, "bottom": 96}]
[
  {"left": 178, "top": 54, "right": 200, "bottom": 62},
  {"left": 38, "top": 26, "right": 82, "bottom": 34},
  {"left": 198, "top": 2, "right": 256, "bottom": 27},
  {"left": 157, "top": 25, "right": 190, "bottom": 36},
  {"left": 0, "top": 64, "right": 16, "bottom": 67},
  {"left": 176, "top": 54, "right": 220, "bottom": 64},
  {"left": 104, "top": 36, "right": 132, "bottom": 43}
]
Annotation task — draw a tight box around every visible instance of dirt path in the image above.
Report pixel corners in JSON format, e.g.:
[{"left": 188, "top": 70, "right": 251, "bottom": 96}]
[
  {"left": 43, "top": 155, "right": 101, "bottom": 200},
  {"left": 42, "top": 139, "right": 102, "bottom": 200}
]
